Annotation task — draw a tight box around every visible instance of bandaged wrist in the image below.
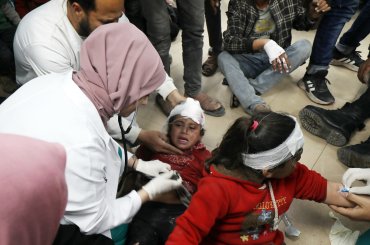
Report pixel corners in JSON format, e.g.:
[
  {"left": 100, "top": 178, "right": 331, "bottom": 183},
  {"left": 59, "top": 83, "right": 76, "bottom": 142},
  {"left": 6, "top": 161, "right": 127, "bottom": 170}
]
[{"left": 263, "top": 40, "right": 285, "bottom": 64}]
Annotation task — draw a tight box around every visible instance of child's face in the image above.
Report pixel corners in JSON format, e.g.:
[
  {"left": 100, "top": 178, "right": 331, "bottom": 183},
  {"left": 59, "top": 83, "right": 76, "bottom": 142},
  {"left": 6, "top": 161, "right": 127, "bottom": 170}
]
[
  {"left": 267, "top": 148, "right": 303, "bottom": 179},
  {"left": 170, "top": 116, "right": 202, "bottom": 151}
]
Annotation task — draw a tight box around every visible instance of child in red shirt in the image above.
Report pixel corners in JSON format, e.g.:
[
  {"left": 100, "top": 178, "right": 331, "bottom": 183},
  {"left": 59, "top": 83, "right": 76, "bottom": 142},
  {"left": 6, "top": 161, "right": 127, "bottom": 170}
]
[
  {"left": 126, "top": 98, "right": 211, "bottom": 245},
  {"left": 167, "top": 112, "right": 354, "bottom": 245}
]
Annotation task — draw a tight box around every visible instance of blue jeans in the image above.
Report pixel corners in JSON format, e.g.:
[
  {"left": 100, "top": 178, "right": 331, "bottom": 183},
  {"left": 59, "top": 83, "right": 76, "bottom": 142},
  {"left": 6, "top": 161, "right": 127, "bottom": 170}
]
[
  {"left": 337, "top": 0, "right": 370, "bottom": 54},
  {"left": 177, "top": 0, "right": 205, "bottom": 96},
  {"left": 308, "top": 0, "right": 359, "bottom": 73},
  {"left": 218, "top": 39, "right": 311, "bottom": 114}
]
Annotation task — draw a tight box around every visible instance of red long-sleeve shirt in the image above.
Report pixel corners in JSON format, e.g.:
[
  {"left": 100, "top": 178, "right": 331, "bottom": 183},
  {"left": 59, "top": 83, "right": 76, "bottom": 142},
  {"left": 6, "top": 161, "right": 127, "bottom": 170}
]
[
  {"left": 136, "top": 142, "right": 211, "bottom": 194},
  {"left": 167, "top": 163, "right": 327, "bottom": 245}
]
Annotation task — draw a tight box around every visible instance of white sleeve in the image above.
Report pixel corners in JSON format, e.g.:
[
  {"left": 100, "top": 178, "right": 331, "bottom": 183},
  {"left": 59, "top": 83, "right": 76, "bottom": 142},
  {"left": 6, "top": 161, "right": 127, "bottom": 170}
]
[
  {"left": 63, "top": 142, "right": 141, "bottom": 235},
  {"left": 106, "top": 114, "right": 142, "bottom": 144},
  {"left": 23, "top": 44, "right": 74, "bottom": 77},
  {"left": 118, "top": 12, "right": 130, "bottom": 23},
  {"left": 156, "top": 73, "right": 177, "bottom": 100}
]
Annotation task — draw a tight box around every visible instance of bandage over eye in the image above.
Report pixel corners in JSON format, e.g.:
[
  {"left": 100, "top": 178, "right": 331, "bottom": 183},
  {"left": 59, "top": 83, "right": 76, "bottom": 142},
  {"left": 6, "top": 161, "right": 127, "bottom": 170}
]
[
  {"left": 241, "top": 116, "right": 304, "bottom": 170},
  {"left": 168, "top": 98, "right": 205, "bottom": 127}
]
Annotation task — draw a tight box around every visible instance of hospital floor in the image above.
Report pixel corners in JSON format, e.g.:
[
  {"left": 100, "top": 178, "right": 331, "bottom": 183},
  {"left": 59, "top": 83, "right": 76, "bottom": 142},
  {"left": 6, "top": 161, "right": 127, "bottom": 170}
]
[{"left": 135, "top": 7, "right": 370, "bottom": 245}]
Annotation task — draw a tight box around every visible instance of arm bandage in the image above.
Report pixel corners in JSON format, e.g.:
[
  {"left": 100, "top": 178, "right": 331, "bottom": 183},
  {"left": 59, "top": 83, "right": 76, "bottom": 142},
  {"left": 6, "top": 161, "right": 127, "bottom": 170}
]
[{"left": 264, "top": 40, "right": 285, "bottom": 64}]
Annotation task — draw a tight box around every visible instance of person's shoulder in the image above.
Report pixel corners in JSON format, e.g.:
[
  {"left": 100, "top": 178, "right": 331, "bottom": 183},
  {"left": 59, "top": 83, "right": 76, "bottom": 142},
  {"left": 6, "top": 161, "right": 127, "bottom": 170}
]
[{"left": 16, "top": 0, "right": 65, "bottom": 42}]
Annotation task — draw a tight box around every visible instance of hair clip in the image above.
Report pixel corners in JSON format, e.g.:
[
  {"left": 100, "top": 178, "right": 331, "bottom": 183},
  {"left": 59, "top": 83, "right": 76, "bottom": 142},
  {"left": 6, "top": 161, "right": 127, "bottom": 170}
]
[{"left": 249, "top": 120, "right": 259, "bottom": 131}]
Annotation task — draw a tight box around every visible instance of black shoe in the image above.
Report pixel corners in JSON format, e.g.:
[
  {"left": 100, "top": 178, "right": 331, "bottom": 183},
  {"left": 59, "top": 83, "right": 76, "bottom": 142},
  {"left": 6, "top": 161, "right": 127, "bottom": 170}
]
[
  {"left": 331, "top": 47, "right": 365, "bottom": 72},
  {"left": 299, "top": 105, "right": 364, "bottom": 146},
  {"left": 337, "top": 137, "right": 370, "bottom": 168},
  {"left": 298, "top": 70, "right": 335, "bottom": 105},
  {"left": 230, "top": 93, "right": 240, "bottom": 108}
]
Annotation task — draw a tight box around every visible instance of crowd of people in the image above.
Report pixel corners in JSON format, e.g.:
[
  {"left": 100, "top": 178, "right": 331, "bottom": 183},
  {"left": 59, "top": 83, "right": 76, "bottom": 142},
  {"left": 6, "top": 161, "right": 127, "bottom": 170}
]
[{"left": 0, "top": 0, "right": 369, "bottom": 244}]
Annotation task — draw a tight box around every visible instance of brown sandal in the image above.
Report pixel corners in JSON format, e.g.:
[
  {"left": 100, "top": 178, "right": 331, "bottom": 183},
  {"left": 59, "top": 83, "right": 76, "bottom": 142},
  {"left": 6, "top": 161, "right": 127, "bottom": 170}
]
[
  {"left": 190, "top": 92, "right": 225, "bottom": 117},
  {"left": 202, "top": 54, "right": 218, "bottom": 77}
]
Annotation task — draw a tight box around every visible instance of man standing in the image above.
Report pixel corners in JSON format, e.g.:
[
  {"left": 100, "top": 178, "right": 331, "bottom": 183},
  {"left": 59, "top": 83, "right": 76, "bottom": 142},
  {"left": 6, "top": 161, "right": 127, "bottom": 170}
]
[{"left": 13, "top": 0, "right": 184, "bottom": 154}]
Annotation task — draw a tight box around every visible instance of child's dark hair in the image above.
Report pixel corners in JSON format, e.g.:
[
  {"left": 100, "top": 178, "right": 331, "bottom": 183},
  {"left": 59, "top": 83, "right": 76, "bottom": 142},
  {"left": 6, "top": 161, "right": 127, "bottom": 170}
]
[
  {"left": 167, "top": 115, "right": 205, "bottom": 137},
  {"left": 206, "top": 112, "right": 295, "bottom": 172}
]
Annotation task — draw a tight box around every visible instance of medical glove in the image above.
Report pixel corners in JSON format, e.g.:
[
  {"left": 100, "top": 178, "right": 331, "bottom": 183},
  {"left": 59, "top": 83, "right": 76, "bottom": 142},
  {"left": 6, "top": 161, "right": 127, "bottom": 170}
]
[
  {"left": 342, "top": 168, "right": 370, "bottom": 195},
  {"left": 142, "top": 170, "right": 183, "bottom": 200},
  {"left": 135, "top": 159, "right": 171, "bottom": 177}
]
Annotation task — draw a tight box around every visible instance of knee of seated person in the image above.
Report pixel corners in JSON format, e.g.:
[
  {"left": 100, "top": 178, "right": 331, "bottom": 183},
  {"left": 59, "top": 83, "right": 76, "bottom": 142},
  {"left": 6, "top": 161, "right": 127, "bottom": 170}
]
[
  {"left": 218, "top": 51, "right": 235, "bottom": 69},
  {"left": 292, "top": 39, "right": 312, "bottom": 60},
  {"left": 298, "top": 39, "right": 312, "bottom": 58}
]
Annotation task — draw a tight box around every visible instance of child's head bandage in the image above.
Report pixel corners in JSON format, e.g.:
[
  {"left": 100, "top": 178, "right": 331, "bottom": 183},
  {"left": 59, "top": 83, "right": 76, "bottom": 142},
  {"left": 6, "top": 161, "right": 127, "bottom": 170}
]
[
  {"left": 242, "top": 116, "right": 304, "bottom": 170},
  {"left": 168, "top": 98, "right": 205, "bottom": 127}
]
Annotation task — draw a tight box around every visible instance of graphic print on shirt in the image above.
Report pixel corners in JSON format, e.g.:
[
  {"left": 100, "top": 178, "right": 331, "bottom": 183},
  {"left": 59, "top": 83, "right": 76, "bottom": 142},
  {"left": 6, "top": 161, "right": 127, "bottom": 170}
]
[
  {"left": 250, "top": 8, "right": 276, "bottom": 40},
  {"left": 240, "top": 196, "right": 287, "bottom": 242}
]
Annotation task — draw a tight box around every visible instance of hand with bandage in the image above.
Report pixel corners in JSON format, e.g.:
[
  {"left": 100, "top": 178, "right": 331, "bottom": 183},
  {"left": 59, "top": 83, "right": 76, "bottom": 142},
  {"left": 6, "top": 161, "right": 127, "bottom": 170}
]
[{"left": 263, "top": 40, "right": 291, "bottom": 73}]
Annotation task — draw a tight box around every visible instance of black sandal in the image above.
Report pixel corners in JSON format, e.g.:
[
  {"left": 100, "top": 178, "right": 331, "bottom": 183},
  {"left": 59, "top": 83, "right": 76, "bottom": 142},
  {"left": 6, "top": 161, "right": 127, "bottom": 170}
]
[
  {"left": 230, "top": 93, "right": 240, "bottom": 108},
  {"left": 202, "top": 55, "right": 218, "bottom": 76}
]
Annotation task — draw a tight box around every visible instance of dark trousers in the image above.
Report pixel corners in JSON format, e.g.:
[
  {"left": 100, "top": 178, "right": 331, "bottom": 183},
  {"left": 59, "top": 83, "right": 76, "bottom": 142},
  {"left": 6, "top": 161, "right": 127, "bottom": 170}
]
[
  {"left": 0, "top": 26, "right": 16, "bottom": 76},
  {"left": 53, "top": 224, "right": 114, "bottom": 245},
  {"left": 339, "top": 0, "right": 370, "bottom": 49},
  {"left": 204, "top": 0, "right": 222, "bottom": 55},
  {"left": 125, "top": 0, "right": 171, "bottom": 74},
  {"left": 126, "top": 201, "right": 186, "bottom": 245},
  {"left": 348, "top": 85, "right": 370, "bottom": 122}
]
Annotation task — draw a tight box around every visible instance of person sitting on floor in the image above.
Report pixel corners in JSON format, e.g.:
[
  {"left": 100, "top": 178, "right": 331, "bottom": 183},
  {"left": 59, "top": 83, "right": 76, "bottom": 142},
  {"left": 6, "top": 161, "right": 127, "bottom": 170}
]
[
  {"left": 218, "top": 0, "right": 330, "bottom": 115},
  {"left": 126, "top": 98, "right": 211, "bottom": 245},
  {"left": 167, "top": 112, "right": 354, "bottom": 244}
]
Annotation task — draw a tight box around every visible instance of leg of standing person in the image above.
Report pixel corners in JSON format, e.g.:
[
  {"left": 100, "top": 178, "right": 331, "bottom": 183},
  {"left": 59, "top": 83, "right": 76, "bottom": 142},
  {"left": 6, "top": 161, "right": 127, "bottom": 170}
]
[
  {"left": 202, "top": 0, "right": 222, "bottom": 77},
  {"left": 298, "top": 0, "right": 359, "bottom": 105},
  {"left": 299, "top": 85, "right": 370, "bottom": 167},
  {"left": 138, "top": 0, "right": 172, "bottom": 74},
  {"left": 219, "top": 39, "right": 311, "bottom": 115},
  {"left": 124, "top": 0, "right": 146, "bottom": 34},
  {"left": 336, "top": 84, "right": 370, "bottom": 168},
  {"left": 299, "top": 83, "right": 370, "bottom": 147},
  {"left": 332, "top": 0, "right": 370, "bottom": 71},
  {"left": 177, "top": 0, "right": 225, "bottom": 117},
  {"left": 0, "top": 26, "right": 18, "bottom": 95}
]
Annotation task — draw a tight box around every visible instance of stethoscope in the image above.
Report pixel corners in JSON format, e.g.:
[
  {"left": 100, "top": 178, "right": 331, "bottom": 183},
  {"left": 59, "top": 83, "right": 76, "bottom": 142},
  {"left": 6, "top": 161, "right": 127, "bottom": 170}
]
[{"left": 117, "top": 104, "right": 138, "bottom": 173}]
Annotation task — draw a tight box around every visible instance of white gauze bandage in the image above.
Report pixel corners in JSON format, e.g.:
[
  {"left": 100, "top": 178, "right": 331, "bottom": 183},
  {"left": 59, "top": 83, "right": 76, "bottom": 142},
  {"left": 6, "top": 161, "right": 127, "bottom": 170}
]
[
  {"left": 164, "top": 98, "right": 205, "bottom": 131},
  {"left": 264, "top": 40, "right": 285, "bottom": 64},
  {"left": 242, "top": 116, "right": 304, "bottom": 170}
]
